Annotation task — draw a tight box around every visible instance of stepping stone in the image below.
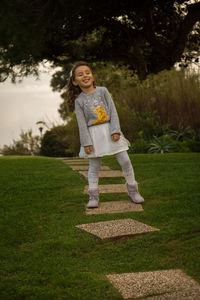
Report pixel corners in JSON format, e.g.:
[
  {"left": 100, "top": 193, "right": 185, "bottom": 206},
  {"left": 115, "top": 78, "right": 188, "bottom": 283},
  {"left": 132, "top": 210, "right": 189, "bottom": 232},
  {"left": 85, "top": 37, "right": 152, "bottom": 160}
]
[
  {"left": 84, "top": 184, "right": 127, "bottom": 194},
  {"left": 62, "top": 157, "right": 82, "bottom": 160},
  {"left": 79, "top": 170, "right": 123, "bottom": 179},
  {"left": 56, "top": 157, "right": 81, "bottom": 160},
  {"left": 63, "top": 161, "right": 89, "bottom": 165},
  {"left": 142, "top": 289, "right": 200, "bottom": 299},
  {"left": 62, "top": 159, "right": 88, "bottom": 162},
  {"left": 86, "top": 201, "right": 143, "bottom": 215},
  {"left": 76, "top": 218, "right": 159, "bottom": 240},
  {"left": 106, "top": 269, "right": 200, "bottom": 299},
  {"left": 71, "top": 165, "right": 111, "bottom": 171}
]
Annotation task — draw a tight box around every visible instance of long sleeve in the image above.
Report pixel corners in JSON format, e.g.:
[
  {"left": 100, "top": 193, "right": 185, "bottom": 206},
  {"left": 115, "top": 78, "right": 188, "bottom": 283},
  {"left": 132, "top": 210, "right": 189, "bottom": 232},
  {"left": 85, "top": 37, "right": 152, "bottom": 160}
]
[
  {"left": 103, "top": 87, "right": 121, "bottom": 135},
  {"left": 75, "top": 100, "right": 93, "bottom": 147}
]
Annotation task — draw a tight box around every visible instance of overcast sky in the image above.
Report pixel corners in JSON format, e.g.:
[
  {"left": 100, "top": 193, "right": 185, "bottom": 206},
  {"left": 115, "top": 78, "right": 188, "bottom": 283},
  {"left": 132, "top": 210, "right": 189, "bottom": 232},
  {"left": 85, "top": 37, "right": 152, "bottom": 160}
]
[{"left": 0, "top": 69, "right": 64, "bottom": 148}]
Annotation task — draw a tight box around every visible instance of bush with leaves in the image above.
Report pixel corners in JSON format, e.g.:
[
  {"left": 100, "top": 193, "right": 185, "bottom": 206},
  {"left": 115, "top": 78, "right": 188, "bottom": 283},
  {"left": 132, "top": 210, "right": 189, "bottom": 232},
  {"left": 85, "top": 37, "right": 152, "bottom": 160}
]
[
  {"left": 1, "top": 130, "right": 40, "bottom": 156},
  {"left": 40, "top": 113, "right": 80, "bottom": 157},
  {"left": 184, "top": 139, "right": 200, "bottom": 152},
  {"left": 128, "top": 139, "right": 148, "bottom": 154},
  {"left": 148, "top": 135, "right": 173, "bottom": 154},
  {"left": 114, "top": 68, "right": 200, "bottom": 136},
  {"left": 167, "top": 123, "right": 194, "bottom": 141}
]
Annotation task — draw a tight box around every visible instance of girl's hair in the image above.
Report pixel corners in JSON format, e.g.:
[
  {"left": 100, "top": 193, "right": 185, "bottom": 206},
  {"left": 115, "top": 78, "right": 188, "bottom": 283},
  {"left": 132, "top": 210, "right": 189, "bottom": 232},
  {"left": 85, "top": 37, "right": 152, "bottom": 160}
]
[{"left": 66, "top": 61, "right": 95, "bottom": 111}]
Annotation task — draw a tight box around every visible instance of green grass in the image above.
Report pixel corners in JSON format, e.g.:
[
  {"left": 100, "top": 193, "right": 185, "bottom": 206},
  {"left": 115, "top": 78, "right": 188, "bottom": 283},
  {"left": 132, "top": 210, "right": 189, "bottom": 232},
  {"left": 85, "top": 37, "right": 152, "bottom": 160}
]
[{"left": 0, "top": 153, "right": 200, "bottom": 300}]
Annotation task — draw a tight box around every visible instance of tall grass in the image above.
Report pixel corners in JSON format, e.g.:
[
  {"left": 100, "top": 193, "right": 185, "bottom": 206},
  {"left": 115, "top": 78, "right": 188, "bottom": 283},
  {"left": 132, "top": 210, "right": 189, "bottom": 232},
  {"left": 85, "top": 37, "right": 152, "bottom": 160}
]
[{"left": 108, "top": 68, "right": 200, "bottom": 134}]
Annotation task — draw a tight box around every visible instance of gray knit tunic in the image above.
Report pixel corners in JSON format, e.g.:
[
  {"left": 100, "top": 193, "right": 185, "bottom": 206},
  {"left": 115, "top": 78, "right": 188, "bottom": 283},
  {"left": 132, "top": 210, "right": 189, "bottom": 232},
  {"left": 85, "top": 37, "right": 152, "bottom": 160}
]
[{"left": 75, "top": 86, "right": 121, "bottom": 147}]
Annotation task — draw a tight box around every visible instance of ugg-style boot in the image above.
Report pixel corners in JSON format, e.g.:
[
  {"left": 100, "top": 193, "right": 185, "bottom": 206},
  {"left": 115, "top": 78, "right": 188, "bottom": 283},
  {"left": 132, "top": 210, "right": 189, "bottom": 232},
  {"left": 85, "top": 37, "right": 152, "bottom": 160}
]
[
  {"left": 126, "top": 182, "right": 144, "bottom": 204},
  {"left": 87, "top": 188, "right": 99, "bottom": 208}
]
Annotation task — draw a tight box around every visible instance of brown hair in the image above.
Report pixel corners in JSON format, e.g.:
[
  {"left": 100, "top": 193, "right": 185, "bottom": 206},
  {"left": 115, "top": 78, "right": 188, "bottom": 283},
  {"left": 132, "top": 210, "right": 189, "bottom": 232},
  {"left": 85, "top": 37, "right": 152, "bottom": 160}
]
[{"left": 66, "top": 61, "right": 95, "bottom": 111}]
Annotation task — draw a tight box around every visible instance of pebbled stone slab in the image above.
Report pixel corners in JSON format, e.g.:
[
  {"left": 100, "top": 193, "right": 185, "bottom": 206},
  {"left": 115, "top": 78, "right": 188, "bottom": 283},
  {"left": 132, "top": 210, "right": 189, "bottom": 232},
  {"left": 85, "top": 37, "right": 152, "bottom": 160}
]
[
  {"left": 106, "top": 269, "right": 200, "bottom": 299},
  {"left": 63, "top": 158, "right": 88, "bottom": 162},
  {"left": 84, "top": 184, "right": 127, "bottom": 194},
  {"left": 63, "top": 160, "right": 89, "bottom": 165},
  {"left": 71, "top": 165, "right": 111, "bottom": 171},
  {"left": 59, "top": 157, "right": 80, "bottom": 159},
  {"left": 79, "top": 170, "right": 123, "bottom": 179},
  {"left": 142, "top": 289, "right": 200, "bottom": 300},
  {"left": 62, "top": 157, "right": 82, "bottom": 159},
  {"left": 86, "top": 200, "right": 143, "bottom": 215},
  {"left": 76, "top": 218, "right": 159, "bottom": 240}
]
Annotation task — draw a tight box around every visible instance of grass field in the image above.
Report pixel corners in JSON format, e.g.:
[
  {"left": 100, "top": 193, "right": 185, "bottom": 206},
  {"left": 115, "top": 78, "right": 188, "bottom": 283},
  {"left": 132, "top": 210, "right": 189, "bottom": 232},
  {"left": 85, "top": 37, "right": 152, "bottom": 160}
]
[{"left": 0, "top": 153, "right": 200, "bottom": 300}]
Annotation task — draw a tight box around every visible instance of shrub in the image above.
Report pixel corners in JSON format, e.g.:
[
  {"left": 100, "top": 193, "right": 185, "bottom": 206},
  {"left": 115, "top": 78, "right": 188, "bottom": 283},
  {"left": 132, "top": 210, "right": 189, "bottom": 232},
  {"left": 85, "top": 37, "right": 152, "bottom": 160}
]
[
  {"left": 148, "top": 135, "right": 173, "bottom": 154},
  {"left": 169, "top": 140, "right": 190, "bottom": 153},
  {"left": 184, "top": 139, "right": 200, "bottom": 152},
  {"left": 128, "top": 139, "right": 148, "bottom": 154},
  {"left": 1, "top": 130, "right": 40, "bottom": 156},
  {"left": 40, "top": 130, "right": 66, "bottom": 157},
  {"left": 40, "top": 114, "right": 80, "bottom": 157},
  {"left": 111, "top": 69, "right": 200, "bottom": 138}
]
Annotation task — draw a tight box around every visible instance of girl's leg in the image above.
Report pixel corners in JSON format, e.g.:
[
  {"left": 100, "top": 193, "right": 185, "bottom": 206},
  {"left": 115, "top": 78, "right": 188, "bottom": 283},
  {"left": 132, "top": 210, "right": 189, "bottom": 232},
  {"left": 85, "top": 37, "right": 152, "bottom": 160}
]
[
  {"left": 88, "top": 157, "right": 102, "bottom": 189},
  {"left": 87, "top": 157, "right": 102, "bottom": 208},
  {"left": 114, "top": 151, "right": 144, "bottom": 203},
  {"left": 114, "top": 150, "right": 135, "bottom": 184}
]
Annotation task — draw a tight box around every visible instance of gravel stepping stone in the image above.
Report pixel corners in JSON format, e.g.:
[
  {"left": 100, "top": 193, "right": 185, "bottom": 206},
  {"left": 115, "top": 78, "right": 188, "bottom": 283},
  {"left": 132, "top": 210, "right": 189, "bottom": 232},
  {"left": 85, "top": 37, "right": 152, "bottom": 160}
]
[
  {"left": 62, "top": 157, "right": 82, "bottom": 159},
  {"left": 56, "top": 157, "right": 81, "bottom": 160},
  {"left": 71, "top": 165, "right": 111, "bottom": 171},
  {"left": 76, "top": 218, "right": 159, "bottom": 240},
  {"left": 84, "top": 184, "right": 127, "bottom": 194},
  {"left": 86, "top": 201, "right": 143, "bottom": 215},
  {"left": 63, "top": 160, "right": 89, "bottom": 165},
  {"left": 63, "top": 159, "right": 88, "bottom": 162},
  {"left": 142, "top": 288, "right": 200, "bottom": 300},
  {"left": 106, "top": 269, "right": 200, "bottom": 299},
  {"left": 79, "top": 170, "right": 123, "bottom": 179}
]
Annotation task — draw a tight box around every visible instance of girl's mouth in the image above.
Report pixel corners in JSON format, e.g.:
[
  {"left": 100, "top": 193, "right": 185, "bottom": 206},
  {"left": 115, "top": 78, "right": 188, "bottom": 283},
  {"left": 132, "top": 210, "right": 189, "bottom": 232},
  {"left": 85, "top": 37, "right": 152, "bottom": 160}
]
[{"left": 83, "top": 78, "right": 90, "bottom": 83}]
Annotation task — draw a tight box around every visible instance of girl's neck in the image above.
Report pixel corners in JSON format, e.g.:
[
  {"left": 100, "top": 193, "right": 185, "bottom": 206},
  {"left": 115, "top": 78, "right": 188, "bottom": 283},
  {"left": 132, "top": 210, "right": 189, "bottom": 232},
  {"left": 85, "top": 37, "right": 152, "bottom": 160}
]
[{"left": 81, "top": 86, "right": 96, "bottom": 94}]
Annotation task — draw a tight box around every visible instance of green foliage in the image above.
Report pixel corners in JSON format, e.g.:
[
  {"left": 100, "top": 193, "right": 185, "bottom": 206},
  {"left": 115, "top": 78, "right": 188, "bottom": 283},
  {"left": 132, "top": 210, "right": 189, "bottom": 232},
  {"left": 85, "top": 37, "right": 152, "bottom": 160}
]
[
  {"left": 40, "top": 129, "right": 65, "bottom": 157},
  {"left": 128, "top": 139, "right": 148, "bottom": 154},
  {"left": 167, "top": 123, "right": 194, "bottom": 141},
  {"left": 1, "top": 1, "right": 200, "bottom": 82},
  {"left": 182, "top": 139, "right": 200, "bottom": 153},
  {"left": 169, "top": 140, "right": 191, "bottom": 153},
  {"left": 1, "top": 129, "right": 40, "bottom": 156},
  {"left": 117, "top": 68, "right": 200, "bottom": 134},
  {"left": 148, "top": 135, "right": 172, "bottom": 154},
  {"left": 40, "top": 114, "right": 80, "bottom": 157}
]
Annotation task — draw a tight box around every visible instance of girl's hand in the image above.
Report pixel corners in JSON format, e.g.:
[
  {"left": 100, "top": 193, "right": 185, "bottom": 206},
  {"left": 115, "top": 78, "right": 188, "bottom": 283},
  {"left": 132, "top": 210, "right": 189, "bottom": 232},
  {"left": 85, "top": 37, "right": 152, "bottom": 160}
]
[
  {"left": 111, "top": 133, "right": 120, "bottom": 142},
  {"left": 84, "top": 145, "right": 93, "bottom": 154}
]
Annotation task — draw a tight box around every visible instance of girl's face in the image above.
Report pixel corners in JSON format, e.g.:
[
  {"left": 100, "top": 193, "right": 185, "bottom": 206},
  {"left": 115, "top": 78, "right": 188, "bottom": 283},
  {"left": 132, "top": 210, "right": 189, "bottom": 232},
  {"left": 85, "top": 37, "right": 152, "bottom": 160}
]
[{"left": 72, "top": 65, "right": 94, "bottom": 90}]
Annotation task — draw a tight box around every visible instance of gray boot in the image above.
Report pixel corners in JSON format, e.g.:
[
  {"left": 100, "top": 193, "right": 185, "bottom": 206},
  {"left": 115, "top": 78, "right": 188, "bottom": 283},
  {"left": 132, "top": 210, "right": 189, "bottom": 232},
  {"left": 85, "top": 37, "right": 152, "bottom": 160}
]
[
  {"left": 87, "top": 188, "right": 99, "bottom": 208},
  {"left": 126, "top": 182, "right": 144, "bottom": 204}
]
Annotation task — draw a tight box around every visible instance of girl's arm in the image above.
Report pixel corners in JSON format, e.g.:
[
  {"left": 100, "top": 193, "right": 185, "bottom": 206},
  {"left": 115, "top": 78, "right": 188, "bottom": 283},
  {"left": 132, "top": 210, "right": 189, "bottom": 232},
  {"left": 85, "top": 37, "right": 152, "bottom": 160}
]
[
  {"left": 103, "top": 87, "right": 121, "bottom": 136},
  {"left": 75, "top": 100, "right": 93, "bottom": 147}
]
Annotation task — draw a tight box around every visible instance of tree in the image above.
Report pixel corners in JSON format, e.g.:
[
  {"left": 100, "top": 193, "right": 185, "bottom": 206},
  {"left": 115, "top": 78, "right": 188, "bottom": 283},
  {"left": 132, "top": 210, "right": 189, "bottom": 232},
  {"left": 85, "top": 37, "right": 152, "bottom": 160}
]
[
  {"left": 1, "top": 129, "right": 40, "bottom": 155},
  {"left": 0, "top": 0, "right": 199, "bottom": 82}
]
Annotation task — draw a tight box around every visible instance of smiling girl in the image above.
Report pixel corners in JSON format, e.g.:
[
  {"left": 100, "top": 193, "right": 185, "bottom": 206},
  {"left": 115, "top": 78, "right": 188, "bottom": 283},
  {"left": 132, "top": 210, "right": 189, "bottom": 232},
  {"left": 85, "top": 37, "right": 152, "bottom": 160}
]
[{"left": 66, "top": 61, "right": 144, "bottom": 208}]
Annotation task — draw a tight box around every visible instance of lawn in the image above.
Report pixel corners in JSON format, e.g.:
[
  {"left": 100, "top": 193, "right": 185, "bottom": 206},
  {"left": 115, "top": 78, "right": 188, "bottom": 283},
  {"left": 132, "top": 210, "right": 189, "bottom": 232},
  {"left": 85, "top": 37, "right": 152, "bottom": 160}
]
[{"left": 0, "top": 153, "right": 200, "bottom": 300}]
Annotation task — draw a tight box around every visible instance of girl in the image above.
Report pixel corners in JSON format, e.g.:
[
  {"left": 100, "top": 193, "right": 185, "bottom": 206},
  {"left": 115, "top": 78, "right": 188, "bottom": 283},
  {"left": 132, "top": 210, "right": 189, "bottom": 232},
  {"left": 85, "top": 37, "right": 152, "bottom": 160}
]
[{"left": 66, "top": 61, "right": 144, "bottom": 208}]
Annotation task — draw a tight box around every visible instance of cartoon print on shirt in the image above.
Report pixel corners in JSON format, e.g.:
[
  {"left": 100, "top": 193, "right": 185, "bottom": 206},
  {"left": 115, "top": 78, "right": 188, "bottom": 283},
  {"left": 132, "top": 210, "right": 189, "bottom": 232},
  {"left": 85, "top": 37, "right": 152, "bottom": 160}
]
[{"left": 91, "top": 99, "right": 109, "bottom": 125}]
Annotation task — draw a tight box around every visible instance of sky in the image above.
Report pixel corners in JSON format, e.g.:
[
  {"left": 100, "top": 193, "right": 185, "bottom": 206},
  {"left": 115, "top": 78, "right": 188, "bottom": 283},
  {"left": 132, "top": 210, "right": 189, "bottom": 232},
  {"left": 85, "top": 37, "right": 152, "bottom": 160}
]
[{"left": 0, "top": 68, "right": 64, "bottom": 149}]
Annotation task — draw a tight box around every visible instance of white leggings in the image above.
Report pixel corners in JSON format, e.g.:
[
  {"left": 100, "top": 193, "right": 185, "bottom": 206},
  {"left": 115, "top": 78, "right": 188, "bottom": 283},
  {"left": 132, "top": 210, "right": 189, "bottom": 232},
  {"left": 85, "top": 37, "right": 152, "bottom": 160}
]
[{"left": 88, "top": 150, "right": 135, "bottom": 189}]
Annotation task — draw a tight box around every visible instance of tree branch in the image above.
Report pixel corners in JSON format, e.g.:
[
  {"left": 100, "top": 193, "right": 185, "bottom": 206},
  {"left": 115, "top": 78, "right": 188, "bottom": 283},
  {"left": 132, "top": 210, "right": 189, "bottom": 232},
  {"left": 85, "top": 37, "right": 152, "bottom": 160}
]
[{"left": 171, "top": 1, "right": 200, "bottom": 64}]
